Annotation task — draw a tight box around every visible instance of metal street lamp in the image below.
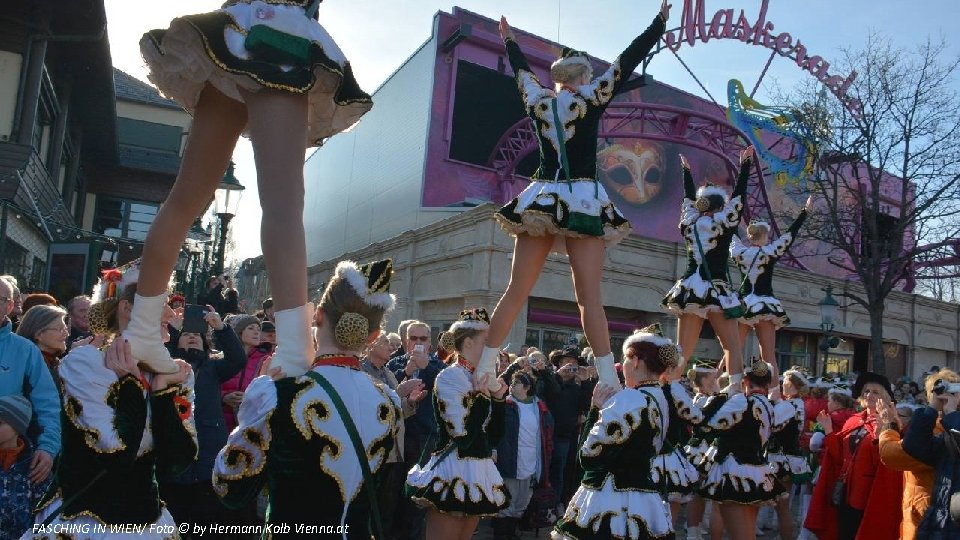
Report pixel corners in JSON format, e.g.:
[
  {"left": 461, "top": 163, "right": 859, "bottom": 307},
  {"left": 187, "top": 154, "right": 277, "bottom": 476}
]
[
  {"left": 818, "top": 285, "right": 841, "bottom": 375},
  {"left": 213, "top": 161, "right": 245, "bottom": 275}
]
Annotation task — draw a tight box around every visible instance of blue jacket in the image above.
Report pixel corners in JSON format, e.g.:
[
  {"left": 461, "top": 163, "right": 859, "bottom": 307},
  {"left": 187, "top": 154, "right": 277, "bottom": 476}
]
[
  {"left": 0, "top": 440, "right": 51, "bottom": 540},
  {"left": 903, "top": 407, "right": 960, "bottom": 539},
  {"left": 161, "top": 325, "right": 247, "bottom": 485},
  {"left": 495, "top": 396, "right": 554, "bottom": 482},
  {"left": 387, "top": 353, "right": 444, "bottom": 439},
  {"left": 0, "top": 320, "right": 60, "bottom": 456}
]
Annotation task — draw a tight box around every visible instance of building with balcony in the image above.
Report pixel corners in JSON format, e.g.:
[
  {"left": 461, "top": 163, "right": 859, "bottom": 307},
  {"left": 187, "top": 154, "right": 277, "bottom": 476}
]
[{"left": 0, "top": 1, "right": 191, "bottom": 301}]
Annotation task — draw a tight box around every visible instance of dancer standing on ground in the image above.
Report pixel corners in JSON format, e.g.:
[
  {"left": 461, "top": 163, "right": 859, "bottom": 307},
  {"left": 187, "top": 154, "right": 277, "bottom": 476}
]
[
  {"left": 552, "top": 326, "right": 681, "bottom": 540},
  {"left": 134, "top": 0, "right": 373, "bottom": 377},
  {"left": 213, "top": 259, "right": 401, "bottom": 537},
  {"left": 662, "top": 147, "right": 754, "bottom": 391},
  {"left": 406, "top": 308, "right": 510, "bottom": 540},
  {"left": 483, "top": 1, "right": 671, "bottom": 390}
]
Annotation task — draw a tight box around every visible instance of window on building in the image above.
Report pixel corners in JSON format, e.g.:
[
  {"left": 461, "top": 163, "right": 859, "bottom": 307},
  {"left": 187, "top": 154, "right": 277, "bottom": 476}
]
[
  {"left": 30, "top": 256, "right": 45, "bottom": 291},
  {"left": 33, "top": 70, "right": 57, "bottom": 164},
  {"left": 526, "top": 326, "right": 627, "bottom": 361},
  {"left": 117, "top": 117, "right": 183, "bottom": 154},
  {"left": 448, "top": 60, "right": 538, "bottom": 176},
  {"left": 861, "top": 212, "right": 899, "bottom": 260},
  {"left": 2, "top": 240, "right": 29, "bottom": 286},
  {"left": 93, "top": 197, "right": 160, "bottom": 241}
]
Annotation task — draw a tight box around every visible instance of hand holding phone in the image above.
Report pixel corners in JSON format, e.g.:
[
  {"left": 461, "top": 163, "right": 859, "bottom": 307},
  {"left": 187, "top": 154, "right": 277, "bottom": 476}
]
[{"left": 182, "top": 304, "right": 208, "bottom": 335}]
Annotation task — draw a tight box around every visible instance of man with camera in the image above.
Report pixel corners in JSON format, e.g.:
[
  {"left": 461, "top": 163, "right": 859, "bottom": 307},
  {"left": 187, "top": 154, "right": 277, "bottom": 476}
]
[
  {"left": 543, "top": 347, "right": 596, "bottom": 505},
  {"left": 902, "top": 371, "right": 960, "bottom": 538},
  {"left": 386, "top": 320, "right": 445, "bottom": 540}
]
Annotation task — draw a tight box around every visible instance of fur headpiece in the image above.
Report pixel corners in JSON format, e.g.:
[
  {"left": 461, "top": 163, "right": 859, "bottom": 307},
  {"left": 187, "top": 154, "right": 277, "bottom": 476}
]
[
  {"left": 449, "top": 307, "right": 491, "bottom": 333},
  {"left": 335, "top": 259, "right": 396, "bottom": 311},
  {"left": 552, "top": 47, "right": 592, "bottom": 68},
  {"left": 783, "top": 366, "right": 811, "bottom": 388},
  {"left": 91, "top": 259, "right": 142, "bottom": 305},
  {"left": 696, "top": 183, "right": 729, "bottom": 200},
  {"left": 623, "top": 323, "right": 681, "bottom": 369},
  {"left": 747, "top": 220, "right": 772, "bottom": 238}
]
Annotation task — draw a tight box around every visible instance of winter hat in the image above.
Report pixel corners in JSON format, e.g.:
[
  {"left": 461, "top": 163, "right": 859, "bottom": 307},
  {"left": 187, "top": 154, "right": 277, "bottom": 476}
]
[
  {"left": 0, "top": 395, "right": 32, "bottom": 440},
  {"left": 228, "top": 314, "right": 260, "bottom": 335},
  {"left": 260, "top": 321, "right": 276, "bottom": 333}
]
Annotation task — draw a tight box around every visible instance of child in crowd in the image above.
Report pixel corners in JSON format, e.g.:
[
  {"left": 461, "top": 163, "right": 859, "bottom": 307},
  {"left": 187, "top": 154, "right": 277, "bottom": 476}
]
[{"left": 0, "top": 395, "right": 52, "bottom": 540}]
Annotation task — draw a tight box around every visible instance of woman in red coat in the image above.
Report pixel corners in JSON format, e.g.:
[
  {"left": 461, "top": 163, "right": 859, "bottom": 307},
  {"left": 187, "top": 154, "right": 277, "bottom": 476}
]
[{"left": 804, "top": 372, "right": 903, "bottom": 540}]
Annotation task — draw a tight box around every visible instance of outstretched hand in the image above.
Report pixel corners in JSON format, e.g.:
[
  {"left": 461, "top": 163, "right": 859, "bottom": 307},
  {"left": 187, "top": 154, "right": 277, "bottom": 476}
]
[
  {"left": 660, "top": 0, "right": 671, "bottom": 22},
  {"left": 740, "top": 145, "right": 755, "bottom": 163},
  {"left": 499, "top": 16, "right": 515, "bottom": 41},
  {"left": 679, "top": 154, "right": 690, "bottom": 170},
  {"left": 804, "top": 195, "right": 814, "bottom": 212}
]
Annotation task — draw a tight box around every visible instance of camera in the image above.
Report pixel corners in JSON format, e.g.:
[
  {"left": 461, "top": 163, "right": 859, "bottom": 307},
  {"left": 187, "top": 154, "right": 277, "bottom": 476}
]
[
  {"left": 414, "top": 344, "right": 425, "bottom": 353},
  {"left": 932, "top": 379, "right": 960, "bottom": 395}
]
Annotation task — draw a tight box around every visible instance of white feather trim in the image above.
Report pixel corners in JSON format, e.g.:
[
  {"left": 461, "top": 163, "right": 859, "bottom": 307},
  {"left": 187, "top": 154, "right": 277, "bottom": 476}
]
[
  {"left": 623, "top": 331, "right": 676, "bottom": 351},
  {"left": 334, "top": 260, "right": 397, "bottom": 311},
  {"left": 696, "top": 185, "right": 729, "bottom": 200},
  {"left": 449, "top": 319, "right": 489, "bottom": 333},
  {"left": 551, "top": 55, "right": 592, "bottom": 71},
  {"left": 828, "top": 386, "right": 853, "bottom": 397},
  {"left": 783, "top": 368, "right": 810, "bottom": 388}
]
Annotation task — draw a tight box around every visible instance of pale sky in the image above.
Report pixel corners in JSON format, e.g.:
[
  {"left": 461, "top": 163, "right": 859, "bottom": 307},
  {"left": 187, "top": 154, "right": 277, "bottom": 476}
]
[{"left": 104, "top": 0, "right": 960, "bottom": 263}]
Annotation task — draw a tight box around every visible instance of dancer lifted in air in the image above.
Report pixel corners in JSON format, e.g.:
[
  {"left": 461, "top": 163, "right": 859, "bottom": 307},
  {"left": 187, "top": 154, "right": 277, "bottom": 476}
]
[{"left": 482, "top": 0, "right": 672, "bottom": 389}]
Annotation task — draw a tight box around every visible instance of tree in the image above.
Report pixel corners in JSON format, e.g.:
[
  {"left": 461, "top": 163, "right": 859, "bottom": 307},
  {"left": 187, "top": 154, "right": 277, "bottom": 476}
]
[{"left": 783, "top": 35, "right": 960, "bottom": 374}]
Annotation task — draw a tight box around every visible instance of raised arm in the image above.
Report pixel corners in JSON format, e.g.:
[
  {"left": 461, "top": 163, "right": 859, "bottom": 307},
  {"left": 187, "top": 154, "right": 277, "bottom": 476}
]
[
  {"left": 717, "top": 147, "right": 754, "bottom": 229},
  {"left": 501, "top": 17, "right": 548, "bottom": 111},
  {"left": 769, "top": 206, "right": 809, "bottom": 257}
]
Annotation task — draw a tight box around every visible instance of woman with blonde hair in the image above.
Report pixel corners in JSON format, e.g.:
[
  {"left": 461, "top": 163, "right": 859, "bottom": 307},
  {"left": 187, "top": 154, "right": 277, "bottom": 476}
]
[
  {"left": 479, "top": 1, "right": 671, "bottom": 393},
  {"left": 407, "top": 308, "right": 510, "bottom": 540},
  {"left": 214, "top": 259, "right": 401, "bottom": 538},
  {"left": 765, "top": 367, "right": 813, "bottom": 538}
]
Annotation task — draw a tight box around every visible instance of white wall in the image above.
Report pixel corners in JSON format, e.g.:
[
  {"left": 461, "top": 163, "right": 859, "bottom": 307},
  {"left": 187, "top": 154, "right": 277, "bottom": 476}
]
[
  {"left": 0, "top": 51, "right": 20, "bottom": 141},
  {"left": 303, "top": 38, "right": 441, "bottom": 265}
]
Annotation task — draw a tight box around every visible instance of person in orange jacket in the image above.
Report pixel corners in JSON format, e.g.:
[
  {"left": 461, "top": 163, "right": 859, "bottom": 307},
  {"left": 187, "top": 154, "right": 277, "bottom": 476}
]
[{"left": 877, "top": 369, "right": 960, "bottom": 540}]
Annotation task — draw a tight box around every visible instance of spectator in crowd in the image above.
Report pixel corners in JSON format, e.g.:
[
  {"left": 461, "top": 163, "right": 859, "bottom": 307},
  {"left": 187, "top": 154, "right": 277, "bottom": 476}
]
[
  {"left": 500, "top": 350, "right": 558, "bottom": 403},
  {"left": 0, "top": 395, "right": 51, "bottom": 540},
  {"left": 168, "top": 294, "right": 185, "bottom": 311},
  {"left": 260, "top": 297, "right": 275, "bottom": 323},
  {"left": 902, "top": 369, "right": 960, "bottom": 539},
  {"left": 392, "top": 319, "right": 418, "bottom": 359},
  {"left": 219, "top": 275, "right": 240, "bottom": 316},
  {"left": 387, "top": 332, "right": 402, "bottom": 355},
  {"left": 21, "top": 294, "right": 58, "bottom": 315},
  {"left": 198, "top": 276, "right": 224, "bottom": 311},
  {"left": 16, "top": 305, "right": 69, "bottom": 390},
  {"left": 220, "top": 315, "right": 271, "bottom": 432},
  {"left": 388, "top": 320, "right": 444, "bottom": 540},
  {"left": 0, "top": 277, "right": 58, "bottom": 485},
  {"left": 493, "top": 371, "right": 554, "bottom": 540},
  {"left": 158, "top": 307, "right": 247, "bottom": 537},
  {"left": 361, "top": 333, "right": 426, "bottom": 540},
  {"left": 0, "top": 276, "right": 22, "bottom": 329},
  {"left": 806, "top": 372, "right": 902, "bottom": 540},
  {"left": 544, "top": 347, "right": 591, "bottom": 505},
  {"left": 259, "top": 320, "right": 276, "bottom": 347},
  {"left": 66, "top": 295, "right": 92, "bottom": 346}
]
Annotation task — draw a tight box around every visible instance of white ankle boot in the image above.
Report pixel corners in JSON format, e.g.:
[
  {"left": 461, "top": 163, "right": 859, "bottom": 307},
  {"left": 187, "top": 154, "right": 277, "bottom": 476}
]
[
  {"left": 269, "top": 303, "right": 315, "bottom": 378},
  {"left": 124, "top": 293, "right": 179, "bottom": 374},
  {"left": 478, "top": 346, "right": 501, "bottom": 391},
  {"left": 595, "top": 352, "right": 622, "bottom": 389}
]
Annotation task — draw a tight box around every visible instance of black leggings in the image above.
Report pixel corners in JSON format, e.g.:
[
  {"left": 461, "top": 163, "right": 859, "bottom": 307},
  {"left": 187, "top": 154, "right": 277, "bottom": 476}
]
[{"left": 838, "top": 503, "right": 864, "bottom": 540}]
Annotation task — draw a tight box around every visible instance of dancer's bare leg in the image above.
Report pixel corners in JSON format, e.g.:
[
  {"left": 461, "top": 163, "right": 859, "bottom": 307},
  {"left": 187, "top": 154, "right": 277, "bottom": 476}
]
[
  {"left": 719, "top": 502, "right": 756, "bottom": 540},
  {"left": 775, "top": 479, "right": 796, "bottom": 540},
  {"left": 426, "top": 510, "right": 463, "bottom": 540},
  {"left": 706, "top": 312, "right": 744, "bottom": 376},
  {"left": 240, "top": 88, "right": 308, "bottom": 311},
  {"left": 458, "top": 516, "right": 480, "bottom": 540},
  {"left": 567, "top": 237, "right": 610, "bottom": 357},
  {"left": 487, "top": 234, "right": 554, "bottom": 347},
  {"left": 755, "top": 321, "right": 777, "bottom": 368},
  {"left": 678, "top": 313, "right": 706, "bottom": 366},
  {"left": 739, "top": 323, "right": 751, "bottom": 360},
  {"left": 138, "top": 85, "right": 246, "bottom": 295}
]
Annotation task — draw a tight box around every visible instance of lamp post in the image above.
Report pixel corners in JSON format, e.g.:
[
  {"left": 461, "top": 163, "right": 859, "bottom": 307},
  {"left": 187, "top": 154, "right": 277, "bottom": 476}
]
[
  {"left": 213, "top": 161, "right": 245, "bottom": 276},
  {"left": 819, "top": 285, "right": 841, "bottom": 375}
]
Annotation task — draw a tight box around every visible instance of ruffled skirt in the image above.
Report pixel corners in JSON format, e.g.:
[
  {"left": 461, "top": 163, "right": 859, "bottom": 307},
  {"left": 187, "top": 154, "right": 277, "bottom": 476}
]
[
  {"left": 26, "top": 496, "right": 179, "bottom": 539},
  {"left": 552, "top": 474, "right": 674, "bottom": 540},
  {"left": 496, "top": 178, "right": 632, "bottom": 254},
  {"left": 406, "top": 447, "right": 509, "bottom": 517},
  {"left": 141, "top": 0, "right": 372, "bottom": 147},
  {"left": 651, "top": 448, "right": 699, "bottom": 503},
  {"left": 740, "top": 293, "right": 790, "bottom": 328},
  {"left": 699, "top": 455, "right": 784, "bottom": 505},
  {"left": 684, "top": 438, "right": 716, "bottom": 474},
  {"left": 661, "top": 272, "right": 741, "bottom": 319},
  {"left": 767, "top": 451, "right": 813, "bottom": 483}
]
